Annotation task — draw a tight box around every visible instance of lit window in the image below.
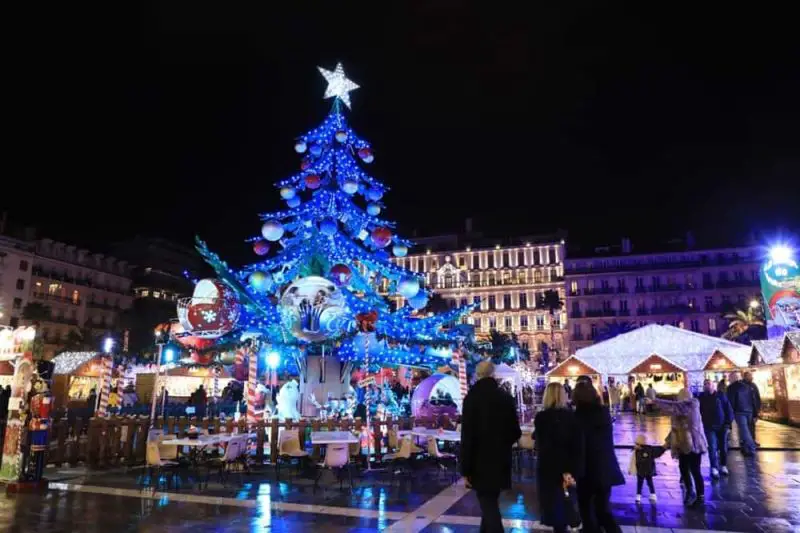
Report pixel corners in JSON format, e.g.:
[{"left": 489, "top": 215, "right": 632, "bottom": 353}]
[
  {"left": 142, "top": 290, "right": 150, "bottom": 297},
  {"left": 72, "top": 290, "right": 80, "bottom": 304},
  {"left": 153, "top": 291, "right": 161, "bottom": 298},
  {"left": 570, "top": 281, "right": 578, "bottom": 294},
  {"left": 48, "top": 283, "right": 61, "bottom": 295},
  {"left": 35, "top": 281, "right": 42, "bottom": 287},
  {"left": 708, "top": 318, "right": 717, "bottom": 332}
]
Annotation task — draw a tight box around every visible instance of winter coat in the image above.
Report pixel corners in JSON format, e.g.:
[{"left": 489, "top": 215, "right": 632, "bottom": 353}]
[
  {"left": 534, "top": 407, "right": 583, "bottom": 527},
  {"left": 727, "top": 381, "right": 755, "bottom": 414},
  {"left": 460, "top": 377, "right": 522, "bottom": 492},
  {"left": 699, "top": 391, "right": 734, "bottom": 430},
  {"left": 574, "top": 404, "right": 625, "bottom": 488},
  {"left": 747, "top": 381, "right": 762, "bottom": 415},
  {"left": 634, "top": 384, "right": 645, "bottom": 399},
  {"left": 654, "top": 397, "right": 708, "bottom": 457},
  {"left": 628, "top": 445, "right": 667, "bottom": 478}
]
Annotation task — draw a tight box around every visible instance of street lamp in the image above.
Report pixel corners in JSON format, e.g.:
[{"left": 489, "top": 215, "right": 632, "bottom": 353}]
[
  {"left": 103, "top": 337, "right": 114, "bottom": 354},
  {"left": 749, "top": 299, "right": 760, "bottom": 309},
  {"left": 769, "top": 245, "right": 793, "bottom": 264}
]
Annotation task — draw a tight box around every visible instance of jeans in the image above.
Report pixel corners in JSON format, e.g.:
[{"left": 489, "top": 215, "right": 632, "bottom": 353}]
[
  {"left": 476, "top": 490, "right": 504, "bottom": 533},
  {"left": 705, "top": 427, "right": 729, "bottom": 470},
  {"left": 577, "top": 485, "right": 621, "bottom": 533},
  {"left": 678, "top": 452, "right": 704, "bottom": 498},
  {"left": 735, "top": 412, "right": 756, "bottom": 454},
  {"left": 636, "top": 475, "right": 655, "bottom": 495}
]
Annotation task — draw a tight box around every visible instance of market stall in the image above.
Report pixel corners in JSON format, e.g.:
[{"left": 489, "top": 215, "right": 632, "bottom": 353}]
[
  {"left": 0, "top": 361, "right": 14, "bottom": 388},
  {"left": 50, "top": 351, "right": 115, "bottom": 409}
]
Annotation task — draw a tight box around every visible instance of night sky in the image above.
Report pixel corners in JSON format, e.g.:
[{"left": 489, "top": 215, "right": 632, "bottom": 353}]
[{"left": 5, "top": 3, "right": 799, "bottom": 263}]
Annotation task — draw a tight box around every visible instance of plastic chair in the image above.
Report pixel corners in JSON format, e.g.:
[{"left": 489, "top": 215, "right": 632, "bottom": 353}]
[
  {"left": 275, "top": 429, "right": 308, "bottom": 480},
  {"left": 314, "top": 444, "right": 354, "bottom": 492},
  {"left": 427, "top": 436, "right": 458, "bottom": 482},
  {"left": 145, "top": 441, "right": 179, "bottom": 490},
  {"left": 384, "top": 436, "right": 414, "bottom": 484}
]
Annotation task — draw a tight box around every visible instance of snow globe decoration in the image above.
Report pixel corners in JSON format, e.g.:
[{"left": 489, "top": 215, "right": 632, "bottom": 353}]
[{"left": 278, "top": 276, "right": 350, "bottom": 342}]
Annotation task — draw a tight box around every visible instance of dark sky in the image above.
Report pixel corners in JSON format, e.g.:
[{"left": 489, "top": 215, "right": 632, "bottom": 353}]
[{"left": 5, "top": 3, "right": 799, "bottom": 263}]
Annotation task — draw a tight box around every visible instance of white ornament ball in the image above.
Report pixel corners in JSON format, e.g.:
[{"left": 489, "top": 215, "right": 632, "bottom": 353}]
[
  {"left": 335, "top": 130, "right": 348, "bottom": 143},
  {"left": 341, "top": 179, "right": 359, "bottom": 195},
  {"left": 363, "top": 153, "right": 374, "bottom": 164},
  {"left": 397, "top": 277, "right": 420, "bottom": 299},
  {"left": 261, "top": 220, "right": 285, "bottom": 242},
  {"left": 366, "top": 188, "right": 383, "bottom": 201},
  {"left": 366, "top": 203, "right": 381, "bottom": 216},
  {"left": 280, "top": 187, "right": 296, "bottom": 200},
  {"left": 319, "top": 218, "right": 337, "bottom": 236},
  {"left": 286, "top": 196, "right": 301, "bottom": 208},
  {"left": 358, "top": 229, "right": 369, "bottom": 241},
  {"left": 392, "top": 244, "right": 408, "bottom": 257},
  {"left": 294, "top": 140, "right": 307, "bottom": 154}
]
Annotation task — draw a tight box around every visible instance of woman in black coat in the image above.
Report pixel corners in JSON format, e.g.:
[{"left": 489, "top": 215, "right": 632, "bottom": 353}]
[
  {"left": 534, "top": 382, "right": 582, "bottom": 533},
  {"left": 573, "top": 381, "right": 624, "bottom": 533}
]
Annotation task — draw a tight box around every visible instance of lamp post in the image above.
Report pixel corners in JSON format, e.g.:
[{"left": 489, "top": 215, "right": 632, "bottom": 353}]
[{"left": 149, "top": 329, "right": 168, "bottom": 428}]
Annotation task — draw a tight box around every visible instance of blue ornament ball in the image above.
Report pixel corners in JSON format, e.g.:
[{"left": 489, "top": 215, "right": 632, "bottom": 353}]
[
  {"left": 310, "top": 143, "right": 323, "bottom": 156},
  {"left": 341, "top": 179, "right": 359, "bottom": 195},
  {"left": 392, "top": 244, "right": 408, "bottom": 257},
  {"left": 366, "top": 203, "right": 381, "bottom": 216},
  {"left": 280, "top": 187, "right": 296, "bottom": 200},
  {"left": 286, "top": 196, "right": 301, "bottom": 208},
  {"left": 261, "top": 220, "right": 284, "bottom": 242},
  {"left": 319, "top": 218, "right": 337, "bottom": 236},
  {"left": 374, "top": 250, "right": 390, "bottom": 260},
  {"left": 397, "top": 277, "right": 420, "bottom": 298},
  {"left": 366, "top": 188, "right": 383, "bottom": 201},
  {"left": 249, "top": 271, "right": 267, "bottom": 290},
  {"left": 408, "top": 292, "right": 429, "bottom": 310},
  {"left": 294, "top": 140, "right": 307, "bottom": 154}
]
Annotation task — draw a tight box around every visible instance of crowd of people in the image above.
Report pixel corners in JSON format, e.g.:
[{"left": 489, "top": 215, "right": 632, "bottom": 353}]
[{"left": 459, "top": 365, "right": 765, "bottom": 533}]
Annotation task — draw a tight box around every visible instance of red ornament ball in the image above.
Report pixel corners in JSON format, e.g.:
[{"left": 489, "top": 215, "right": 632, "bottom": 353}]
[
  {"left": 330, "top": 263, "right": 352, "bottom": 286},
  {"left": 358, "top": 147, "right": 373, "bottom": 162},
  {"left": 252, "top": 240, "right": 270, "bottom": 256},
  {"left": 300, "top": 158, "right": 312, "bottom": 171},
  {"left": 185, "top": 279, "right": 240, "bottom": 337},
  {"left": 305, "top": 174, "right": 321, "bottom": 189},
  {"left": 371, "top": 227, "right": 392, "bottom": 248}
]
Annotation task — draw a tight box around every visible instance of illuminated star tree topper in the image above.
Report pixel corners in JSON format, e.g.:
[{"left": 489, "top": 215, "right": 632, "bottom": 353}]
[{"left": 317, "top": 62, "right": 359, "bottom": 109}]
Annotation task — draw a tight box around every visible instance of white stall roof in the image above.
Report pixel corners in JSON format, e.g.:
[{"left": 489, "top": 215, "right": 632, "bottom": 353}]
[{"left": 750, "top": 339, "right": 785, "bottom": 365}]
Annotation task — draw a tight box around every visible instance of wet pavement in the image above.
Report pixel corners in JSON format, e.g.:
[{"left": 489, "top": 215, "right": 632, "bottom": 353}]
[{"left": 1, "top": 414, "right": 799, "bottom": 532}]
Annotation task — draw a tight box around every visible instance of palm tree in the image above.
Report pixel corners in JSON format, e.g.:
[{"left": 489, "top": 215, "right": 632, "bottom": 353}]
[
  {"left": 722, "top": 308, "right": 765, "bottom": 341},
  {"left": 596, "top": 321, "right": 638, "bottom": 342},
  {"left": 60, "top": 327, "right": 98, "bottom": 352},
  {"left": 537, "top": 289, "right": 564, "bottom": 360},
  {"left": 486, "top": 330, "right": 526, "bottom": 365}
]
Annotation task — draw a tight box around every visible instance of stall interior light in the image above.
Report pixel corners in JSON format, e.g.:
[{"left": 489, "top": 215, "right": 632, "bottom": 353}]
[
  {"left": 568, "top": 365, "right": 580, "bottom": 374},
  {"left": 712, "top": 359, "right": 727, "bottom": 369},
  {"left": 649, "top": 363, "right": 662, "bottom": 370}
]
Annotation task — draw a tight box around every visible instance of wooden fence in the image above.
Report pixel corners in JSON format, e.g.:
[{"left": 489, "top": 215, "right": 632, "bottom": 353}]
[{"left": 43, "top": 414, "right": 460, "bottom": 469}]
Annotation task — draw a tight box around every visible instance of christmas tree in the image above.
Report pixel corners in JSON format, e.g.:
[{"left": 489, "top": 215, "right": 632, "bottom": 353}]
[{"left": 193, "top": 64, "right": 475, "bottom": 377}]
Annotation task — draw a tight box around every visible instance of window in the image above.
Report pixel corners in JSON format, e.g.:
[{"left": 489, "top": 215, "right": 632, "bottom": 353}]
[
  {"left": 533, "top": 250, "right": 540, "bottom": 265},
  {"left": 473, "top": 296, "right": 481, "bottom": 305},
  {"left": 721, "top": 295, "right": 731, "bottom": 305},
  {"left": 16, "top": 279, "right": 25, "bottom": 290},
  {"left": 141, "top": 289, "right": 150, "bottom": 297},
  {"left": 542, "top": 248, "right": 550, "bottom": 264},
  {"left": 601, "top": 280, "right": 610, "bottom": 289},
  {"left": 573, "top": 324, "right": 582, "bottom": 338},
  {"left": 635, "top": 277, "right": 644, "bottom": 289},
  {"left": 751, "top": 269, "right": 759, "bottom": 281},
  {"left": 534, "top": 270, "right": 542, "bottom": 283},
  {"left": 505, "top": 251, "right": 512, "bottom": 267},
  {"left": 19, "top": 260, "right": 29, "bottom": 271},
  {"left": 521, "top": 341, "right": 529, "bottom": 351},
  {"left": 651, "top": 276, "right": 660, "bottom": 288},
  {"left": 602, "top": 300, "right": 612, "bottom": 311},
  {"left": 517, "top": 250, "right": 525, "bottom": 266},
  {"left": 12, "top": 298, "right": 22, "bottom": 309},
  {"left": 617, "top": 278, "right": 626, "bottom": 290},
  {"left": 72, "top": 290, "right": 80, "bottom": 304},
  {"left": 536, "top": 315, "right": 545, "bottom": 330},
  {"left": 503, "top": 294, "right": 511, "bottom": 309},
  {"left": 153, "top": 291, "right": 161, "bottom": 299},
  {"left": 718, "top": 271, "right": 729, "bottom": 282},
  {"left": 735, "top": 271, "right": 744, "bottom": 281},
  {"left": 570, "top": 281, "right": 578, "bottom": 295},
  {"left": 590, "top": 323, "right": 598, "bottom": 339},
  {"left": 520, "top": 315, "right": 529, "bottom": 329},
  {"left": 737, "top": 294, "right": 745, "bottom": 305},
  {"left": 472, "top": 254, "right": 479, "bottom": 270},
  {"left": 487, "top": 254, "right": 494, "bottom": 268},
  {"left": 488, "top": 295, "right": 496, "bottom": 310},
  {"left": 572, "top": 302, "right": 580, "bottom": 314},
  {"left": 519, "top": 293, "right": 527, "bottom": 309},
  {"left": 458, "top": 256, "right": 465, "bottom": 268},
  {"left": 48, "top": 283, "right": 61, "bottom": 295},
  {"left": 489, "top": 317, "right": 497, "bottom": 330},
  {"left": 474, "top": 317, "right": 482, "bottom": 330},
  {"left": 691, "top": 320, "right": 700, "bottom": 332},
  {"left": 460, "top": 297, "right": 468, "bottom": 307},
  {"left": 550, "top": 268, "right": 558, "bottom": 281},
  {"left": 619, "top": 299, "right": 629, "bottom": 311},
  {"left": 505, "top": 316, "right": 512, "bottom": 331}
]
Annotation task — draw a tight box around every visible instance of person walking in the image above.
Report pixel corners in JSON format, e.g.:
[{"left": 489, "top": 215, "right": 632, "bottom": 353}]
[
  {"left": 628, "top": 434, "right": 667, "bottom": 503},
  {"left": 608, "top": 381, "right": 621, "bottom": 417},
  {"left": 743, "top": 372, "right": 761, "bottom": 447},
  {"left": 645, "top": 384, "right": 657, "bottom": 413},
  {"left": 727, "top": 372, "right": 756, "bottom": 457},
  {"left": 461, "top": 361, "right": 522, "bottom": 533},
  {"left": 572, "top": 381, "right": 624, "bottom": 533},
  {"left": 699, "top": 379, "right": 734, "bottom": 478},
  {"left": 634, "top": 382, "right": 645, "bottom": 414},
  {"left": 533, "top": 382, "right": 582, "bottom": 533},
  {"left": 86, "top": 388, "right": 97, "bottom": 418},
  {"left": 653, "top": 389, "right": 708, "bottom": 506}
]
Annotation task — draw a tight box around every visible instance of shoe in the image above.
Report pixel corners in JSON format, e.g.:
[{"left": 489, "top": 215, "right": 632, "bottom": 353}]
[
  {"left": 720, "top": 466, "right": 729, "bottom": 476},
  {"left": 684, "top": 491, "right": 697, "bottom": 506},
  {"left": 649, "top": 494, "right": 657, "bottom": 503},
  {"left": 711, "top": 468, "right": 719, "bottom": 479},
  {"left": 635, "top": 494, "right": 641, "bottom": 503},
  {"left": 691, "top": 495, "right": 705, "bottom": 508}
]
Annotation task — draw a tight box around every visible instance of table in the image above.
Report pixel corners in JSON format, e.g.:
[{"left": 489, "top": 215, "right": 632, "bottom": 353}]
[
  {"left": 310, "top": 431, "right": 360, "bottom": 445},
  {"left": 411, "top": 428, "right": 461, "bottom": 442}
]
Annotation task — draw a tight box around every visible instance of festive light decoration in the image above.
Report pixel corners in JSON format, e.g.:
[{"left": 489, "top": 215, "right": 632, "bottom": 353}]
[
  {"left": 253, "top": 240, "right": 270, "bottom": 256},
  {"left": 408, "top": 291, "right": 429, "bottom": 310},
  {"left": 189, "top": 65, "right": 475, "bottom": 370},
  {"left": 280, "top": 187, "right": 296, "bottom": 200},
  {"left": 52, "top": 352, "right": 98, "bottom": 375},
  {"left": 318, "top": 62, "right": 359, "bottom": 109}
]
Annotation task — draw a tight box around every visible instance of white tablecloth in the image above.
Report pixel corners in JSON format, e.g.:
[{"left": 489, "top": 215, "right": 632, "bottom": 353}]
[{"left": 310, "top": 431, "right": 359, "bottom": 445}]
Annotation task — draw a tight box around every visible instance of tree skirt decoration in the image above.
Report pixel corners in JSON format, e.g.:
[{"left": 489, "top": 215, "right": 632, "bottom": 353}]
[{"left": 411, "top": 373, "right": 462, "bottom": 418}]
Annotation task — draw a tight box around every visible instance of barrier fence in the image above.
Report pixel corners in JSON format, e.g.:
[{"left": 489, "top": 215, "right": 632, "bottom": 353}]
[{"left": 34, "top": 414, "right": 460, "bottom": 469}]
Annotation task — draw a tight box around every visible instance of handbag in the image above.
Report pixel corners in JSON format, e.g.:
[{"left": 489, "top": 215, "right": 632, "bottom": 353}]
[{"left": 562, "top": 485, "right": 581, "bottom": 528}]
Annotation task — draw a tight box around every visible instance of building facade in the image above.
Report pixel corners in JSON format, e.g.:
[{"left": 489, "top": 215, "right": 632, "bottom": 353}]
[
  {"left": 0, "top": 235, "right": 134, "bottom": 354},
  {"left": 565, "top": 241, "right": 762, "bottom": 350},
  {"left": 391, "top": 232, "right": 568, "bottom": 357}
]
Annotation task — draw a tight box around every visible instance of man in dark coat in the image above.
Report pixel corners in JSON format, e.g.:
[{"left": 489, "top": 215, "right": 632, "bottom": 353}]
[
  {"left": 461, "top": 360, "right": 521, "bottom": 533},
  {"left": 727, "top": 372, "right": 756, "bottom": 456},
  {"left": 699, "top": 379, "right": 734, "bottom": 477},
  {"left": 743, "top": 371, "right": 761, "bottom": 446}
]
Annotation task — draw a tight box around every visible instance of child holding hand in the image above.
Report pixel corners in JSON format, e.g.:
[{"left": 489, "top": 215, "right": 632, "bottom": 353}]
[{"left": 628, "top": 434, "right": 667, "bottom": 503}]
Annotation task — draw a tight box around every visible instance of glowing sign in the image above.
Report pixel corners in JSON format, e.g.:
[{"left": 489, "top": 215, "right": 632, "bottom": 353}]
[{"left": 761, "top": 247, "right": 800, "bottom": 339}]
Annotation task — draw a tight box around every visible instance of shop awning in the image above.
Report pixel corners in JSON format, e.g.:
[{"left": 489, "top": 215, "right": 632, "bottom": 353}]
[
  {"left": 782, "top": 332, "right": 800, "bottom": 363},
  {"left": 749, "top": 339, "right": 784, "bottom": 365}
]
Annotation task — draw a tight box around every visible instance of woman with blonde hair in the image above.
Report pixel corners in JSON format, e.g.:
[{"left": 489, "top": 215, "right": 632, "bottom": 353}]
[
  {"left": 653, "top": 388, "right": 708, "bottom": 507},
  {"left": 533, "top": 382, "right": 581, "bottom": 532}
]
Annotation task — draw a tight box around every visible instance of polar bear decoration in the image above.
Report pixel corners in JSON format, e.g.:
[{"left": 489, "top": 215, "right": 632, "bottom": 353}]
[{"left": 276, "top": 379, "right": 301, "bottom": 420}]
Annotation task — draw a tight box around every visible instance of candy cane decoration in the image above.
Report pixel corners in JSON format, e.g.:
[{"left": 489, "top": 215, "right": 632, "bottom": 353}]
[
  {"left": 457, "top": 349, "right": 468, "bottom": 409},
  {"left": 212, "top": 366, "right": 220, "bottom": 400},
  {"left": 96, "top": 355, "right": 113, "bottom": 418},
  {"left": 246, "top": 347, "right": 258, "bottom": 428}
]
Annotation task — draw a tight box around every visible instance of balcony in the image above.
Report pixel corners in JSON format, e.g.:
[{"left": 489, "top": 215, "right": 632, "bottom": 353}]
[
  {"left": 86, "top": 301, "right": 122, "bottom": 311},
  {"left": 32, "top": 292, "right": 82, "bottom": 306},
  {"left": 571, "top": 333, "right": 585, "bottom": 341},
  {"left": 618, "top": 309, "right": 631, "bottom": 316},
  {"left": 566, "top": 253, "right": 758, "bottom": 275},
  {"left": 569, "top": 311, "right": 583, "bottom": 318},
  {"left": 715, "top": 279, "right": 760, "bottom": 289},
  {"left": 585, "top": 309, "right": 616, "bottom": 318},
  {"left": 583, "top": 287, "right": 617, "bottom": 296}
]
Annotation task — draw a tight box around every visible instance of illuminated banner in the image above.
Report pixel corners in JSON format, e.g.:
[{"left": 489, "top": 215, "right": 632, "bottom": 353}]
[{"left": 761, "top": 247, "right": 800, "bottom": 339}]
